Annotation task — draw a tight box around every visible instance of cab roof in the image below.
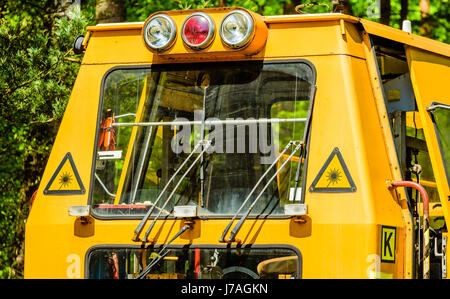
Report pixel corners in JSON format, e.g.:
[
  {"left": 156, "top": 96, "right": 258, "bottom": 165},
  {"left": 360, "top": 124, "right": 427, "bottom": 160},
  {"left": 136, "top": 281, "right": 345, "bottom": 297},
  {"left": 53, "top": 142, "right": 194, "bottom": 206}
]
[{"left": 86, "top": 12, "right": 450, "bottom": 58}]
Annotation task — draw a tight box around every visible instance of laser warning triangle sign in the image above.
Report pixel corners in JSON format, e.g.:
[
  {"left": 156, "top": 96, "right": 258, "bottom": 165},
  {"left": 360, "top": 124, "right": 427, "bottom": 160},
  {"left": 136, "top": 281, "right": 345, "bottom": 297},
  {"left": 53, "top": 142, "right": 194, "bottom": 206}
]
[
  {"left": 309, "top": 147, "right": 356, "bottom": 193},
  {"left": 44, "top": 152, "right": 85, "bottom": 195}
]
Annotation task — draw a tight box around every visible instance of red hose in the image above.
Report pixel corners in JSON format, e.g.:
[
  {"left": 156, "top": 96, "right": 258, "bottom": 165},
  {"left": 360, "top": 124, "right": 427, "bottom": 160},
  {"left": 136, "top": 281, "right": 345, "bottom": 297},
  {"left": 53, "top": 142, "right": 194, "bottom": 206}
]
[
  {"left": 194, "top": 248, "right": 200, "bottom": 279},
  {"left": 390, "top": 180, "right": 429, "bottom": 219}
]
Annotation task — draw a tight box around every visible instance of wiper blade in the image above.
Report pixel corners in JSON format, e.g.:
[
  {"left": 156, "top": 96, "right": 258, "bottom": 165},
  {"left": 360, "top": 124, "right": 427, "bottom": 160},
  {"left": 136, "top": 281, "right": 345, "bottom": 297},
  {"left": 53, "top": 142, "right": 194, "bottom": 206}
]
[
  {"left": 94, "top": 172, "right": 116, "bottom": 198},
  {"left": 135, "top": 250, "right": 170, "bottom": 279},
  {"left": 135, "top": 224, "right": 191, "bottom": 279},
  {"left": 199, "top": 85, "right": 208, "bottom": 208},
  {"left": 225, "top": 141, "right": 303, "bottom": 243},
  {"left": 141, "top": 139, "right": 211, "bottom": 243},
  {"left": 132, "top": 139, "right": 211, "bottom": 242},
  {"left": 218, "top": 140, "right": 297, "bottom": 243}
]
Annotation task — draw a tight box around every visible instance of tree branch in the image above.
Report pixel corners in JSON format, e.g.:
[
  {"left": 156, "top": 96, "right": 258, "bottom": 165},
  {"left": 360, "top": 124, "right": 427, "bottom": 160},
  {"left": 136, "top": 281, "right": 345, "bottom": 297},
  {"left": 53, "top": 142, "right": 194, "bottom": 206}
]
[
  {"left": 4, "top": 48, "right": 72, "bottom": 98},
  {"left": 380, "top": 0, "right": 392, "bottom": 25}
]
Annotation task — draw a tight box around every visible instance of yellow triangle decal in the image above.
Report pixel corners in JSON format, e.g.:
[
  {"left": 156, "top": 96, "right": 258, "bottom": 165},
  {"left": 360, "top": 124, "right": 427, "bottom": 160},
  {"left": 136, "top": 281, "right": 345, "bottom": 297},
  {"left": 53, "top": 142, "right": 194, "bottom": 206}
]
[
  {"left": 44, "top": 152, "right": 85, "bottom": 195},
  {"left": 309, "top": 148, "right": 356, "bottom": 193}
]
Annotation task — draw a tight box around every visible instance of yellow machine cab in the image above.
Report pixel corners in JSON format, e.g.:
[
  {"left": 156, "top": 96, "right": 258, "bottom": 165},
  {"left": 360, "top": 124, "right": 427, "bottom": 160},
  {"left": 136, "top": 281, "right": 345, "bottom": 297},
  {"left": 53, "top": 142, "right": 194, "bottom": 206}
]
[{"left": 25, "top": 6, "right": 450, "bottom": 279}]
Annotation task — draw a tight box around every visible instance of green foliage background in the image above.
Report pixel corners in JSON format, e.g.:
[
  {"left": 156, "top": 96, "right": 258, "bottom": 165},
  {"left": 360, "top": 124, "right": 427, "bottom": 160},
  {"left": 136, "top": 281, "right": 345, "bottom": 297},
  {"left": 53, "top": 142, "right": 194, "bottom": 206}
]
[{"left": 0, "top": 0, "right": 448, "bottom": 278}]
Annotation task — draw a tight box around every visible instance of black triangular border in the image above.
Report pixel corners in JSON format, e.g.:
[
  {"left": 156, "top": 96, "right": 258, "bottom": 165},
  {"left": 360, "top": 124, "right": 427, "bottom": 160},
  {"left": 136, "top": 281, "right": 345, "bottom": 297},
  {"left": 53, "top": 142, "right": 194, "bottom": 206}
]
[
  {"left": 309, "top": 147, "right": 356, "bottom": 193},
  {"left": 43, "top": 152, "right": 86, "bottom": 195}
]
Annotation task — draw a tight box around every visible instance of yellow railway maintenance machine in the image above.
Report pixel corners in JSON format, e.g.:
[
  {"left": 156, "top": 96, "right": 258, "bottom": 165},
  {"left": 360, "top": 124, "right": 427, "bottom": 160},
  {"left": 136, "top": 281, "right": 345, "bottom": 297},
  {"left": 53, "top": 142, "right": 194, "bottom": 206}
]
[{"left": 24, "top": 6, "right": 449, "bottom": 279}]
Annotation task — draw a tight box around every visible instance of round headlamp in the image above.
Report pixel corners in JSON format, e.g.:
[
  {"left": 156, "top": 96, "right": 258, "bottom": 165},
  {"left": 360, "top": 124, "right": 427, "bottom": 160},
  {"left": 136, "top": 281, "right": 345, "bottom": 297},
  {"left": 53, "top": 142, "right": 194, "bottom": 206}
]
[
  {"left": 220, "top": 10, "right": 254, "bottom": 48},
  {"left": 182, "top": 12, "right": 215, "bottom": 49},
  {"left": 143, "top": 14, "right": 176, "bottom": 51}
]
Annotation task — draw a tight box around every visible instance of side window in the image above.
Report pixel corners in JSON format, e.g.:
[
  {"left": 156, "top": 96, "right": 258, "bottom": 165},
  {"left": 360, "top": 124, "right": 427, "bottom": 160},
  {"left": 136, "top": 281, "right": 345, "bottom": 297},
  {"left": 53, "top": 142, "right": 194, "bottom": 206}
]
[
  {"left": 429, "top": 103, "right": 450, "bottom": 188},
  {"left": 406, "top": 112, "right": 441, "bottom": 226},
  {"left": 93, "top": 69, "right": 150, "bottom": 206}
]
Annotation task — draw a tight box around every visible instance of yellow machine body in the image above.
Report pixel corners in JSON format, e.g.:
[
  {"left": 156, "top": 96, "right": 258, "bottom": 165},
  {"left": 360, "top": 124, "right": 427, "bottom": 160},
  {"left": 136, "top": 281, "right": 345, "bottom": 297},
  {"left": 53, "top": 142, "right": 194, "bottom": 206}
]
[{"left": 25, "top": 8, "right": 450, "bottom": 279}]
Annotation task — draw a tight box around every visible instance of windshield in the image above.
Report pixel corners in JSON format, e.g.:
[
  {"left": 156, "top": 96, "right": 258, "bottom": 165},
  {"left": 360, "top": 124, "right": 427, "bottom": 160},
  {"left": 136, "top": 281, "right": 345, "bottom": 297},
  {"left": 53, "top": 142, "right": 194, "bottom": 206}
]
[
  {"left": 91, "top": 61, "right": 315, "bottom": 218},
  {"left": 87, "top": 246, "right": 300, "bottom": 279}
]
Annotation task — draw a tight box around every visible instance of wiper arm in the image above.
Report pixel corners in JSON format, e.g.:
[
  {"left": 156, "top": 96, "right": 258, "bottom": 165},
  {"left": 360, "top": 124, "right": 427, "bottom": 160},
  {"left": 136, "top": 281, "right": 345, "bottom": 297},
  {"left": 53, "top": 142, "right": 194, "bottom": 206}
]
[
  {"left": 293, "top": 84, "right": 316, "bottom": 204},
  {"left": 141, "top": 139, "right": 211, "bottom": 243},
  {"left": 226, "top": 141, "right": 303, "bottom": 243},
  {"left": 219, "top": 140, "right": 297, "bottom": 243},
  {"left": 132, "top": 139, "right": 211, "bottom": 242},
  {"left": 135, "top": 224, "right": 191, "bottom": 279}
]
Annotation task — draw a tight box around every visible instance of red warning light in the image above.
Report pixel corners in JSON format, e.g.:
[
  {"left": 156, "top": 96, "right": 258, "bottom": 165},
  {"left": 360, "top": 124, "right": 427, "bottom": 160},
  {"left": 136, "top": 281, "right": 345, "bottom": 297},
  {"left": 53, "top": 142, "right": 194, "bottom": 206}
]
[{"left": 182, "top": 13, "right": 215, "bottom": 49}]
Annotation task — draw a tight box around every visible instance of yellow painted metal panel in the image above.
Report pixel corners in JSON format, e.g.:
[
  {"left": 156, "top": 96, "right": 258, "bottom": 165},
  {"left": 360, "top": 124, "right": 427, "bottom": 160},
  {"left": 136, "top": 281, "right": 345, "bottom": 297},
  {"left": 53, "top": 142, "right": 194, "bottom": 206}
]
[
  {"left": 360, "top": 19, "right": 450, "bottom": 59},
  {"left": 24, "top": 64, "right": 113, "bottom": 278},
  {"left": 360, "top": 31, "right": 412, "bottom": 277},
  {"left": 86, "top": 22, "right": 144, "bottom": 31},
  {"left": 263, "top": 13, "right": 359, "bottom": 25}
]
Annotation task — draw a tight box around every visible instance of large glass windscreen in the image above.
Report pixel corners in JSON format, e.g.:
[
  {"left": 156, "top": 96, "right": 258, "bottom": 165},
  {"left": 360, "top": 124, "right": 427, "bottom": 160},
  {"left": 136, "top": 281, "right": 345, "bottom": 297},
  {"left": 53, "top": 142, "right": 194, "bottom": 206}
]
[
  {"left": 87, "top": 246, "right": 299, "bottom": 279},
  {"left": 92, "top": 61, "right": 314, "bottom": 217}
]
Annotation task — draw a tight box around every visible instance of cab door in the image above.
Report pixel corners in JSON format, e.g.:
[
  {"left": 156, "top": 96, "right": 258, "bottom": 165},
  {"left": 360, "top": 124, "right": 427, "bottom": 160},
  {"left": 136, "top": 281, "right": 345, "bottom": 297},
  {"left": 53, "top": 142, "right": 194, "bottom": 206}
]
[
  {"left": 406, "top": 47, "right": 450, "bottom": 278},
  {"left": 406, "top": 48, "right": 450, "bottom": 209}
]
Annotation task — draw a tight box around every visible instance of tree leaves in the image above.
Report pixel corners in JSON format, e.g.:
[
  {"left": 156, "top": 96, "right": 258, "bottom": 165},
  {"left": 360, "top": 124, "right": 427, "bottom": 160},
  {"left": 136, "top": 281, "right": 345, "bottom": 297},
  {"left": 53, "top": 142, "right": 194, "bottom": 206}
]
[{"left": 0, "top": 3, "right": 90, "bottom": 279}]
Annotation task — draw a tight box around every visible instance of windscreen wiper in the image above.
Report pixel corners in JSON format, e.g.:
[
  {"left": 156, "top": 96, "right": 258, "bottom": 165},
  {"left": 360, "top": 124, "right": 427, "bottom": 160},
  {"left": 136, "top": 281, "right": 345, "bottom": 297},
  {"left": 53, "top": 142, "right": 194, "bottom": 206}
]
[
  {"left": 94, "top": 172, "right": 116, "bottom": 198},
  {"left": 132, "top": 139, "right": 211, "bottom": 242},
  {"left": 224, "top": 141, "right": 303, "bottom": 243},
  {"left": 140, "top": 139, "right": 211, "bottom": 243},
  {"left": 135, "top": 224, "right": 191, "bottom": 279},
  {"left": 292, "top": 84, "right": 316, "bottom": 204},
  {"left": 218, "top": 140, "right": 297, "bottom": 243}
]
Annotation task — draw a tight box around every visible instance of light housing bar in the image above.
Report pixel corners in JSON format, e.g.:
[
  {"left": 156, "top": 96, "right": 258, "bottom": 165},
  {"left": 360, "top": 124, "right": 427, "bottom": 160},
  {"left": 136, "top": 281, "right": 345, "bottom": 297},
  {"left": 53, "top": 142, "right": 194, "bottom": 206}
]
[
  {"left": 143, "top": 14, "right": 177, "bottom": 51},
  {"left": 174, "top": 205, "right": 198, "bottom": 218},
  {"left": 68, "top": 205, "right": 91, "bottom": 217},
  {"left": 284, "top": 203, "right": 307, "bottom": 216},
  {"left": 220, "top": 9, "right": 255, "bottom": 49},
  {"left": 141, "top": 8, "right": 268, "bottom": 61},
  {"left": 181, "top": 12, "right": 215, "bottom": 49}
]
